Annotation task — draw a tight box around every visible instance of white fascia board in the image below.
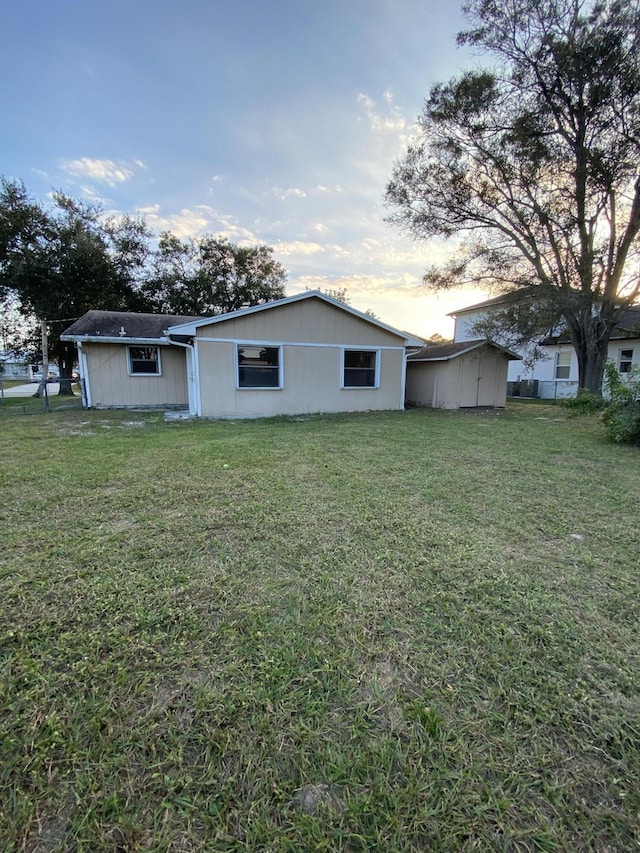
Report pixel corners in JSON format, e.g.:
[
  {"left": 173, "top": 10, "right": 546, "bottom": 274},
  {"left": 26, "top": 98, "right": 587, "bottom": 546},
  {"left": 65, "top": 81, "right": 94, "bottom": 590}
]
[
  {"left": 60, "top": 334, "right": 170, "bottom": 345},
  {"left": 166, "top": 290, "right": 425, "bottom": 347}
]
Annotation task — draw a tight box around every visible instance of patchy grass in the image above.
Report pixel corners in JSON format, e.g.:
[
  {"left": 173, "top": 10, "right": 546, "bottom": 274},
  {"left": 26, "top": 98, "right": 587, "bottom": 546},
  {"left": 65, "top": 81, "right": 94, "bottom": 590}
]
[
  {"left": 0, "top": 392, "right": 83, "bottom": 418},
  {"left": 1, "top": 404, "right": 638, "bottom": 851}
]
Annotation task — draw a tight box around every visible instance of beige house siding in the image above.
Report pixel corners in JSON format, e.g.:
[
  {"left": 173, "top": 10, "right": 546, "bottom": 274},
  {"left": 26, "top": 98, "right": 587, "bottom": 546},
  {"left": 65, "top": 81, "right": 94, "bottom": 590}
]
[
  {"left": 196, "top": 341, "right": 404, "bottom": 418},
  {"left": 85, "top": 343, "right": 189, "bottom": 408},
  {"left": 194, "top": 298, "right": 404, "bottom": 347},
  {"left": 406, "top": 348, "right": 510, "bottom": 409}
]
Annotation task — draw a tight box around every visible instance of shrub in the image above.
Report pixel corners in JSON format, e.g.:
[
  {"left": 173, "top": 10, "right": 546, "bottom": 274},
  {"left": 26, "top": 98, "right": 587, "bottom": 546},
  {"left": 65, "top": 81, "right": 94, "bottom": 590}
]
[
  {"left": 561, "top": 388, "right": 606, "bottom": 415},
  {"left": 600, "top": 361, "right": 640, "bottom": 445}
]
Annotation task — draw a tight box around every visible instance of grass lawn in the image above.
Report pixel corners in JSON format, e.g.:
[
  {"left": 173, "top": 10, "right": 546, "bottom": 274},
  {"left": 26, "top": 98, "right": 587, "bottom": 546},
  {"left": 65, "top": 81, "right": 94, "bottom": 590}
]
[
  {"left": 0, "top": 380, "right": 32, "bottom": 390},
  {"left": 1, "top": 404, "right": 638, "bottom": 851},
  {"left": 0, "top": 389, "right": 83, "bottom": 418}
]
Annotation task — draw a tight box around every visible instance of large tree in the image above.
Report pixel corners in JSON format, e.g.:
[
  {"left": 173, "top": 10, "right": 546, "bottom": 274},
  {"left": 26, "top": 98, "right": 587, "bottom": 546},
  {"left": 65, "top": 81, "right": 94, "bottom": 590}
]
[
  {"left": 143, "top": 233, "right": 287, "bottom": 316},
  {"left": 386, "top": 0, "right": 640, "bottom": 393},
  {"left": 0, "top": 179, "right": 150, "bottom": 394}
]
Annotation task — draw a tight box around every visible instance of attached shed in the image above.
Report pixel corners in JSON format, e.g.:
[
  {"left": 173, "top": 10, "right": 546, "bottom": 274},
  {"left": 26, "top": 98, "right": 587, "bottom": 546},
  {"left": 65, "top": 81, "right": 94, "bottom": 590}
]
[
  {"left": 406, "top": 339, "right": 521, "bottom": 409},
  {"left": 60, "top": 310, "right": 201, "bottom": 409}
]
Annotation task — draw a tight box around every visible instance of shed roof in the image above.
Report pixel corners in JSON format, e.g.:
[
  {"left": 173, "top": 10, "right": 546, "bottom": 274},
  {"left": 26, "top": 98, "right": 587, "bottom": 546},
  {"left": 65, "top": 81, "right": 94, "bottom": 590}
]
[{"left": 407, "top": 339, "right": 521, "bottom": 362}]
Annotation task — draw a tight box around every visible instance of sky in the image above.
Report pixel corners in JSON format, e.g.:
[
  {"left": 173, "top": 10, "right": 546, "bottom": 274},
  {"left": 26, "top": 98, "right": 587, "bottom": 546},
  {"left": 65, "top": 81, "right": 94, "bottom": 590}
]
[{"left": 1, "top": 0, "right": 491, "bottom": 339}]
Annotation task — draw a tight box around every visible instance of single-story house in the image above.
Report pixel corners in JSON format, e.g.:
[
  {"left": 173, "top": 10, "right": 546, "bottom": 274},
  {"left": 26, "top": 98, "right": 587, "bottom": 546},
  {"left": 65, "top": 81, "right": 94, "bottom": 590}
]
[
  {"left": 61, "top": 290, "right": 424, "bottom": 418},
  {"left": 405, "top": 339, "right": 521, "bottom": 409},
  {"left": 0, "top": 351, "right": 34, "bottom": 381}
]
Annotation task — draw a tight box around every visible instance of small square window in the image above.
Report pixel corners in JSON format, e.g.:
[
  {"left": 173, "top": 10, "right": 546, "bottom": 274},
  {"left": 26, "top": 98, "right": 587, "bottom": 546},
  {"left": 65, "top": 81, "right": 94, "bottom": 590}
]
[
  {"left": 237, "top": 345, "right": 281, "bottom": 388},
  {"left": 128, "top": 346, "right": 160, "bottom": 375},
  {"left": 619, "top": 349, "right": 634, "bottom": 374},
  {"left": 343, "top": 350, "right": 378, "bottom": 388}
]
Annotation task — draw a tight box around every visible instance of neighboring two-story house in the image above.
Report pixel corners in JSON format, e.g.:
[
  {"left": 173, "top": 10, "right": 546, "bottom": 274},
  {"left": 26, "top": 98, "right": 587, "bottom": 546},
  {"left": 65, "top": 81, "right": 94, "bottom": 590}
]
[{"left": 450, "top": 295, "right": 640, "bottom": 399}]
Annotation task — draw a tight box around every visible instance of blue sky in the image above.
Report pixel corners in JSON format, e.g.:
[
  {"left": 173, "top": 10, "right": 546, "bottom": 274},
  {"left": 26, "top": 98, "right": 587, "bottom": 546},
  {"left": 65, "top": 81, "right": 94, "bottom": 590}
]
[{"left": 2, "top": 0, "right": 488, "bottom": 338}]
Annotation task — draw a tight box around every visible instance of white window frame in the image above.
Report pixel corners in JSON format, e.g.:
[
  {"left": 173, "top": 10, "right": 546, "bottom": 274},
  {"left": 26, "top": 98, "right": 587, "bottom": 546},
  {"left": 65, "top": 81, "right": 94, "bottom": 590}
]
[
  {"left": 618, "top": 348, "right": 634, "bottom": 374},
  {"left": 235, "top": 343, "right": 283, "bottom": 390},
  {"left": 127, "top": 345, "right": 162, "bottom": 377},
  {"left": 554, "top": 350, "right": 572, "bottom": 380},
  {"left": 340, "top": 347, "right": 381, "bottom": 389}
]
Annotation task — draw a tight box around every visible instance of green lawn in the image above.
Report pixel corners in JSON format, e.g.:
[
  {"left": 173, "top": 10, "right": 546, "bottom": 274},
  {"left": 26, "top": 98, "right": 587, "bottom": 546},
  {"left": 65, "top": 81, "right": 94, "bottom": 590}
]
[{"left": 1, "top": 404, "right": 638, "bottom": 851}]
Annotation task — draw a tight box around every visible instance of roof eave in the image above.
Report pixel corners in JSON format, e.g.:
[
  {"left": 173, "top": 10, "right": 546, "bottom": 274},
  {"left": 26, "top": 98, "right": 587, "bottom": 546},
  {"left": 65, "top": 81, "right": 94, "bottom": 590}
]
[{"left": 60, "top": 334, "right": 170, "bottom": 345}]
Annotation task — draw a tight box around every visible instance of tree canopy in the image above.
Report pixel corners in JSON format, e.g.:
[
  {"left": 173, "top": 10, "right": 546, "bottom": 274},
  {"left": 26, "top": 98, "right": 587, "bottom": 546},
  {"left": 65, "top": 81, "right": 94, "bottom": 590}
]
[
  {"left": 142, "top": 233, "right": 287, "bottom": 316},
  {"left": 0, "top": 180, "right": 150, "bottom": 393},
  {"left": 0, "top": 179, "right": 288, "bottom": 394},
  {"left": 386, "top": 0, "right": 640, "bottom": 393}
]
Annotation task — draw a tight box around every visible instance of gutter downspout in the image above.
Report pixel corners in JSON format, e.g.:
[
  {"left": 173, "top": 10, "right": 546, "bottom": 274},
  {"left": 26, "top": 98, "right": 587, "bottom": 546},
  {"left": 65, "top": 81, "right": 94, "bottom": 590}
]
[
  {"left": 400, "top": 348, "right": 408, "bottom": 410},
  {"left": 169, "top": 337, "right": 199, "bottom": 416}
]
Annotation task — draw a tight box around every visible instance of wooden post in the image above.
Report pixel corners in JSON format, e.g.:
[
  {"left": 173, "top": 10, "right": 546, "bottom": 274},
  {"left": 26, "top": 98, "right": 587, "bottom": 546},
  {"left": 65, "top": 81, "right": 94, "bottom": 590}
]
[{"left": 40, "top": 319, "right": 50, "bottom": 412}]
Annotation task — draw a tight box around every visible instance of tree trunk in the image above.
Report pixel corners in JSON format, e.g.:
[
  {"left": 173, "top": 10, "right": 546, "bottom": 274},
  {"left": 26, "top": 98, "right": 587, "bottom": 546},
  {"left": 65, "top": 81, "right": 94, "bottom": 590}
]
[
  {"left": 57, "top": 340, "right": 76, "bottom": 396},
  {"left": 573, "top": 314, "right": 614, "bottom": 395}
]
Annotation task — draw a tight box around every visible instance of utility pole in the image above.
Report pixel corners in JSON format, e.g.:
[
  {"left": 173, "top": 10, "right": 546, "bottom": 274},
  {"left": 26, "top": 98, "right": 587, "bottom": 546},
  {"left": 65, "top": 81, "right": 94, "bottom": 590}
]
[{"left": 40, "top": 319, "right": 50, "bottom": 412}]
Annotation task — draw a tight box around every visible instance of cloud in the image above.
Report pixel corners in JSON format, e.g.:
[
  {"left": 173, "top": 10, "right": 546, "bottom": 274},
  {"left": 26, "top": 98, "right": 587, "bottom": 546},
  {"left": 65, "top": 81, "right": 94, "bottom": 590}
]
[
  {"left": 60, "top": 157, "right": 139, "bottom": 186},
  {"left": 268, "top": 186, "right": 308, "bottom": 201},
  {"left": 314, "top": 184, "right": 344, "bottom": 195},
  {"left": 79, "top": 185, "right": 109, "bottom": 202},
  {"left": 135, "top": 204, "right": 214, "bottom": 239},
  {"left": 356, "top": 92, "right": 407, "bottom": 133},
  {"left": 133, "top": 204, "right": 263, "bottom": 244},
  {"left": 273, "top": 240, "right": 325, "bottom": 256}
]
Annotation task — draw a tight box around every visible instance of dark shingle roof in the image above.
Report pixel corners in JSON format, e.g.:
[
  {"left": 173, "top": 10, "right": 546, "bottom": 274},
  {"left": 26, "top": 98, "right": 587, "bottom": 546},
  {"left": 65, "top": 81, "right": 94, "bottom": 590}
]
[
  {"left": 542, "top": 306, "right": 640, "bottom": 345},
  {"left": 407, "top": 339, "right": 521, "bottom": 361},
  {"left": 61, "top": 310, "right": 204, "bottom": 340}
]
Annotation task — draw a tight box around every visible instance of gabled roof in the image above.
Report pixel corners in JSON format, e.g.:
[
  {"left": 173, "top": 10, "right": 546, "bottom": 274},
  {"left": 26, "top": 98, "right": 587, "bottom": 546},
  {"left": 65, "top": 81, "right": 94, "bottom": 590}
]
[
  {"left": 61, "top": 310, "right": 204, "bottom": 343},
  {"left": 448, "top": 291, "right": 535, "bottom": 317},
  {"left": 166, "top": 290, "right": 425, "bottom": 347},
  {"left": 407, "top": 339, "right": 521, "bottom": 362}
]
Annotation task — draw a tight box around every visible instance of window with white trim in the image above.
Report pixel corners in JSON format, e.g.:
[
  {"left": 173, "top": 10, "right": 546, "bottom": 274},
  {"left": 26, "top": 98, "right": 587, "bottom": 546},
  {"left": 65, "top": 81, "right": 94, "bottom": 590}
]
[
  {"left": 618, "top": 348, "right": 634, "bottom": 374},
  {"left": 128, "top": 346, "right": 161, "bottom": 375},
  {"left": 237, "top": 345, "right": 281, "bottom": 388},
  {"left": 555, "top": 350, "right": 571, "bottom": 380},
  {"left": 342, "top": 349, "right": 378, "bottom": 388}
]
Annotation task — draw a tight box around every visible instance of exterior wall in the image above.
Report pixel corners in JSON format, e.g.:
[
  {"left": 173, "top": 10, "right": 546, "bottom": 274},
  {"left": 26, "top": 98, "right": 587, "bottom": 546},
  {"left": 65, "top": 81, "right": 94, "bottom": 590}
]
[
  {"left": 453, "top": 311, "right": 484, "bottom": 343},
  {"left": 406, "top": 362, "right": 461, "bottom": 409},
  {"left": 534, "top": 340, "right": 640, "bottom": 398},
  {"left": 196, "top": 340, "right": 405, "bottom": 418},
  {"left": 406, "top": 348, "right": 510, "bottom": 409},
  {"left": 85, "top": 343, "right": 189, "bottom": 408},
  {"left": 195, "top": 297, "right": 403, "bottom": 347},
  {"left": 406, "top": 361, "right": 441, "bottom": 407}
]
